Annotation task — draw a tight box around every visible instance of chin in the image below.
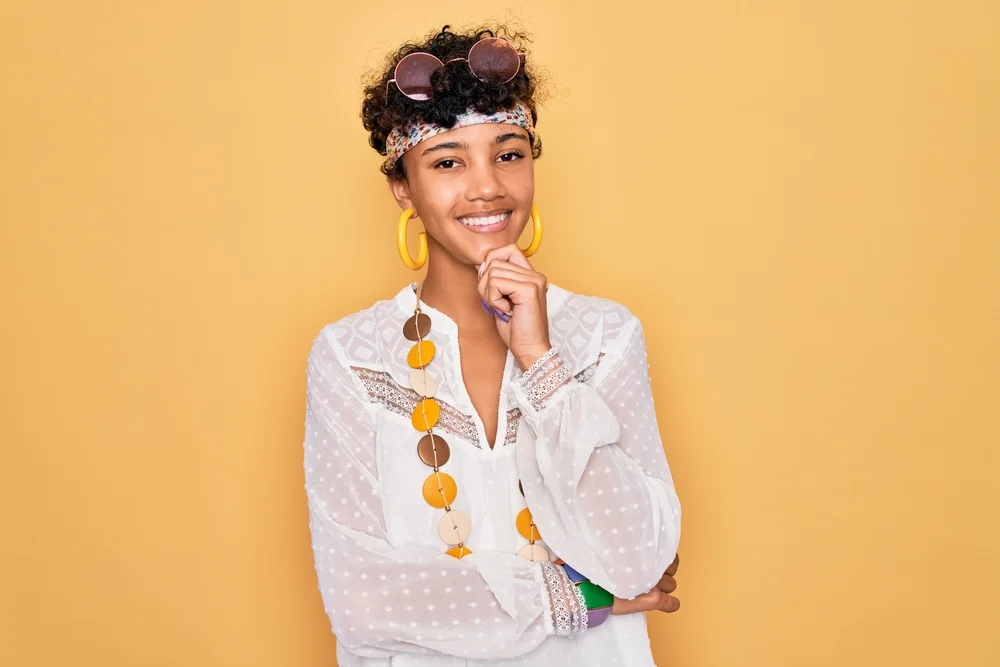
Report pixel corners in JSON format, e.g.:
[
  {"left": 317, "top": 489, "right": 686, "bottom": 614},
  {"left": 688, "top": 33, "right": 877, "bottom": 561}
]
[
  {"left": 475, "top": 235, "right": 519, "bottom": 261},
  {"left": 465, "top": 228, "right": 528, "bottom": 259}
]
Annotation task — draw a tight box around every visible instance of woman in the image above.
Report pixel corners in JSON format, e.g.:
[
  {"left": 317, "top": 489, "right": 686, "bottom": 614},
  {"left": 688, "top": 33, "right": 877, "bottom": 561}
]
[{"left": 303, "top": 24, "right": 682, "bottom": 666}]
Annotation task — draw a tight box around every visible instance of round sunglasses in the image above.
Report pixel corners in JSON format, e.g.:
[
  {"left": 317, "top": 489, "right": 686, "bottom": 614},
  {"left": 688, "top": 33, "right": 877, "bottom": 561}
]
[{"left": 386, "top": 37, "right": 523, "bottom": 101}]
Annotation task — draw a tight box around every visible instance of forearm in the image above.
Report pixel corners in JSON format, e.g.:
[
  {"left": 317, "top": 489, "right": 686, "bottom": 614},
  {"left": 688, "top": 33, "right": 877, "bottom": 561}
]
[
  {"left": 511, "top": 332, "right": 682, "bottom": 598},
  {"left": 308, "top": 511, "right": 586, "bottom": 659}
]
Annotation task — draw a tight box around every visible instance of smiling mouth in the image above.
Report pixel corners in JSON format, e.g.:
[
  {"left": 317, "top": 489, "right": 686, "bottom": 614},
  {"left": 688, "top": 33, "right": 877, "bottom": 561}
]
[{"left": 457, "top": 210, "right": 512, "bottom": 228}]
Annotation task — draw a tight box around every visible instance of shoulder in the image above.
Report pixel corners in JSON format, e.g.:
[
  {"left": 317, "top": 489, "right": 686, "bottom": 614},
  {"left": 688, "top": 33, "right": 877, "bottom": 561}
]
[
  {"left": 547, "top": 284, "right": 644, "bottom": 374},
  {"left": 308, "top": 288, "right": 408, "bottom": 371},
  {"left": 549, "top": 284, "right": 640, "bottom": 336}
]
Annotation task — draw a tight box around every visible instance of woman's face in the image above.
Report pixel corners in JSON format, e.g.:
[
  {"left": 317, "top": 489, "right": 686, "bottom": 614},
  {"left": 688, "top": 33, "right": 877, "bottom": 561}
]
[{"left": 390, "top": 122, "right": 535, "bottom": 266}]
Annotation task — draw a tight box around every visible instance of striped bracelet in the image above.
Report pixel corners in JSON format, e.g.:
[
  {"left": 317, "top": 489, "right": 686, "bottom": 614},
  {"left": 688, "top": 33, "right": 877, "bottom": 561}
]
[{"left": 554, "top": 560, "right": 614, "bottom": 629}]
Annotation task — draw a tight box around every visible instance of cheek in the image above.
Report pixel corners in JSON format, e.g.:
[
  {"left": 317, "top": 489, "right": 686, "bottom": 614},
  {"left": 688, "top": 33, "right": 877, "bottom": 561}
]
[
  {"left": 507, "top": 161, "right": 535, "bottom": 200},
  {"left": 411, "top": 179, "right": 462, "bottom": 229}
]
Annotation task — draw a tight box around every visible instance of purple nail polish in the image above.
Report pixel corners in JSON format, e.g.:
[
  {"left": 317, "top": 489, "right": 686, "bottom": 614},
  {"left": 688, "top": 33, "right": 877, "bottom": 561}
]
[
  {"left": 494, "top": 308, "right": 511, "bottom": 323},
  {"left": 480, "top": 299, "right": 492, "bottom": 314}
]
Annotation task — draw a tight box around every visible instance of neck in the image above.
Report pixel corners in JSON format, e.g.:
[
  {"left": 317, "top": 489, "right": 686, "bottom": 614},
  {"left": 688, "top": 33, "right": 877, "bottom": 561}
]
[{"left": 419, "top": 242, "right": 496, "bottom": 334}]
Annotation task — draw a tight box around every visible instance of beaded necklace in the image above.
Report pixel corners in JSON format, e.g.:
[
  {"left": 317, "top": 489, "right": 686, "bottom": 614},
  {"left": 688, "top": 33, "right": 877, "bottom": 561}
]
[{"left": 405, "top": 282, "right": 548, "bottom": 562}]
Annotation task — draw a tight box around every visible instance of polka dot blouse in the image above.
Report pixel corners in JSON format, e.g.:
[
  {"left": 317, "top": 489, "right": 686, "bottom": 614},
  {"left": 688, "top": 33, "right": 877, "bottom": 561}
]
[{"left": 303, "top": 283, "right": 682, "bottom": 666}]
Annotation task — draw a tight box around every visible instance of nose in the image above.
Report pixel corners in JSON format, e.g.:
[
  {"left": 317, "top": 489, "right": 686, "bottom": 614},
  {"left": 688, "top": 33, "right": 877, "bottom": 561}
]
[{"left": 465, "top": 157, "right": 504, "bottom": 201}]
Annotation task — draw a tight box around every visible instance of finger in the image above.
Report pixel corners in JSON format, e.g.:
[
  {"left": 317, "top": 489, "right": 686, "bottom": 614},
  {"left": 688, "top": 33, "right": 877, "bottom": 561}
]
[
  {"left": 478, "top": 260, "right": 542, "bottom": 303},
  {"left": 476, "top": 260, "right": 536, "bottom": 297},
  {"left": 666, "top": 553, "right": 680, "bottom": 577},
  {"left": 484, "top": 275, "right": 540, "bottom": 310},
  {"left": 479, "top": 259, "right": 534, "bottom": 280},
  {"left": 658, "top": 594, "right": 680, "bottom": 613},
  {"left": 657, "top": 573, "right": 676, "bottom": 595},
  {"left": 476, "top": 259, "right": 544, "bottom": 296},
  {"left": 484, "top": 267, "right": 536, "bottom": 288},
  {"left": 482, "top": 243, "right": 532, "bottom": 272},
  {"left": 477, "top": 269, "right": 534, "bottom": 310},
  {"left": 479, "top": 264, "right": 546, "bottom": 309}
]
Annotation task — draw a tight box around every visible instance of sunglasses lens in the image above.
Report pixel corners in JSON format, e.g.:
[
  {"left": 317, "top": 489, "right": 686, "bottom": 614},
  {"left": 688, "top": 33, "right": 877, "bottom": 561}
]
[
  {"left": 393, "top": 52, "right": 444, "bottom": 100},
  {"left": 468, "top": 38, "right": 521, "bottom": 83}
]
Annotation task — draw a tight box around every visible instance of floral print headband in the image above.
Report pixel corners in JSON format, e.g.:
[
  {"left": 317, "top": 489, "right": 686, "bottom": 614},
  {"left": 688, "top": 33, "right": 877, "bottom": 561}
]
[{"left": 385, "top": 102, "right": 535, "bottom": 170}]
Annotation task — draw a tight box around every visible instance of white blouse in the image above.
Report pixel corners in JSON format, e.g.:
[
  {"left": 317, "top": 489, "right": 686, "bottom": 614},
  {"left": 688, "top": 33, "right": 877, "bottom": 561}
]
[{"left": 303, "top": 282, "right": 682, "bottom": 667}]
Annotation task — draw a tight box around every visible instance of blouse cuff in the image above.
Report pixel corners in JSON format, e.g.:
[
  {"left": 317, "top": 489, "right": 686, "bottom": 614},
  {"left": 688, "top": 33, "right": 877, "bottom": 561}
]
[
  {"left": 513, "top": 348, "right": 574, "bottom": 412},
  {"left": 539, "top": 560, "right": 585, "bottom": 637}
]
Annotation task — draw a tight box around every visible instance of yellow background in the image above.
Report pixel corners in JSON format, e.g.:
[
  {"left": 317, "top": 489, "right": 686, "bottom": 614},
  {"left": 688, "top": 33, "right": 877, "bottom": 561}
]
[{"left": 2, "top": 1, "right": 998, "bottom": 665}]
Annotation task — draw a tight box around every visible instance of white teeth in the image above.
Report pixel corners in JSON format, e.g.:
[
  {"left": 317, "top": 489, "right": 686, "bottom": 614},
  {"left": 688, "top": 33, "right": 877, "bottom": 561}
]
[{"left": 459, "top": 212, "right": 509, "bottom": 227}]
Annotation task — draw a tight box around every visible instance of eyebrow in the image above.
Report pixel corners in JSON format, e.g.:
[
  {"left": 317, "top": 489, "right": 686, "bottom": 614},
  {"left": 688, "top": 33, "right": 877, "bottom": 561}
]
[
  {"left": 420, "top": 130, "right": 530, "bottom": 156},
  {"left": 492, "top": 131, "right": 530, "bottom": 144},
  {"left": 422, "top": 141, "right": 467, "bottom": 156}
]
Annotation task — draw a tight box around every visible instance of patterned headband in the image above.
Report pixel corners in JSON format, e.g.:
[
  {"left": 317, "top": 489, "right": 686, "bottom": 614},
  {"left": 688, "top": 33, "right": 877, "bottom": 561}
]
[{"left": 385, "top": 102, "right": 535, "bottom": 170}]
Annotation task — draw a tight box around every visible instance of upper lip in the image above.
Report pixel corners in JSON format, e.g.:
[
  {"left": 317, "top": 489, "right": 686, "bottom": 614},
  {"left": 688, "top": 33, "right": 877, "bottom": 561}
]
[{"left": 457, "top": 209, "right": 511, "bottom": 219}]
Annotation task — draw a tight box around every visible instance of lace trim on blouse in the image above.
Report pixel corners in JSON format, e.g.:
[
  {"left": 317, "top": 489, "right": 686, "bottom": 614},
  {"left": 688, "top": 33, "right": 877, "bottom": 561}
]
[
  {"left": 503, "top": 407, "right": 521, "bottom": 446},
  {"left": 570, "top": 575, "right": 589, "bottom": 634},
  {"left": 350, "top": 367, "right": 480, "bottom": 445},
  {"left": 352, "top": 354, "right": 605, "bottom": 449},
  {"left": 516, "top": 348, "right": 573, "bottom": 411},
  {"left": 500, "top": 355, "right": 606, "bottom": 445},
  {"left": 540, "top": 561, "right": 579, "bottom": 637}
]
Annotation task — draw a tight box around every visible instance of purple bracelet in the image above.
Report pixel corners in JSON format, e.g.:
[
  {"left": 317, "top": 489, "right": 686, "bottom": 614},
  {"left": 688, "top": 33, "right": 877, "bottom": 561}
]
[{"left": 587, "top": 606, "right": 613, "bottom": 628}]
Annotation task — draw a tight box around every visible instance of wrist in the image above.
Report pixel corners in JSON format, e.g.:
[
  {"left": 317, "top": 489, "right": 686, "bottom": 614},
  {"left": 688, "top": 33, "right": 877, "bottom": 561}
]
[
  {"left": 515, "top": 343, "right": 552, "bottom": 372},
  {"left": 513, "top": 347, "right": 573, "bottom": 412}
]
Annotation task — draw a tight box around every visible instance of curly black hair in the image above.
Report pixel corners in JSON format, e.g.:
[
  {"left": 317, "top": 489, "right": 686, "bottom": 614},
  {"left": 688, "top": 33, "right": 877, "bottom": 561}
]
[{"left": 361, "top": 24, "right": 547, "bottom": 180}]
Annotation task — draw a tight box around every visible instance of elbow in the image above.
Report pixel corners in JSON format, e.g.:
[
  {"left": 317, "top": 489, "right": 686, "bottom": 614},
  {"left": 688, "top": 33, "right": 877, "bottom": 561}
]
[
  {"left": 316, "top": 584, "right": 395, "bottom": 657},
  {"left": 324, "top": 606, "right": 414, "bottom": 659},
  {"left": 321, "top": 596, "right": 546, "bottom": 661},
  {"left": 324, "top": 604, "right": 375, "bottom": 656},
  {"left": 597, "top": 485, "right": 682, "bottom": 599}
]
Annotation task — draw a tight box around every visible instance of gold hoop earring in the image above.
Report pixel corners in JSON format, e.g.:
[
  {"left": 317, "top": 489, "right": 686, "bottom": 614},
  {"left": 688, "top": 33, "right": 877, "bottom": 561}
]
[
  {"left": 521, "top": 204, "right": 543, "bottom": 257},
  {"left": 397, "top": 208, "right": 427, "bottom": 270}
]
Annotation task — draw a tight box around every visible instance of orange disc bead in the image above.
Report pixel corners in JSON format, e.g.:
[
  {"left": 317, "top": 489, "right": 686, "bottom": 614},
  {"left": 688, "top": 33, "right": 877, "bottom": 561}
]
[
  {"left": 407, "top": 340, "right": 436, "bottom": 369},
  {"left": 422, "top": 472, "right": 457, "bottom": 508},
  {"left": 516, "top": 508, "right": 541, "bottom": 541},
  {"left": 411, "top": 398, "right": 440, "bottom": 431},
  {"left": 446, "top": 545, "right": 473, "bottom": 559}
]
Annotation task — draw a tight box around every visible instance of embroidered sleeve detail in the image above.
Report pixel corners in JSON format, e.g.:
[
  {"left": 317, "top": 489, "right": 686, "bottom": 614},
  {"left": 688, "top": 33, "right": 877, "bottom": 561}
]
[
  {"left": 573, "top": 352, "right": 606, "bottom": 386},
  {"left": 540, "top": 561, "right": 577, "bottom": 637},
  {"left": 515, "top": 348, "right": 573, "bottom": 411},
  {"left": 504, "top": 353, "right": 604, "bottom": 443}
]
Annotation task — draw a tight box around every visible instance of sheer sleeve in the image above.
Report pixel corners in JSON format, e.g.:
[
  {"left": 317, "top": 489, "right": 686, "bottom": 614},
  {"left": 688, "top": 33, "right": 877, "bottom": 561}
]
[
  {"left": 302, "top": 327, "right": 585, "bottom": 660},
  {"left": 510, "top": 313, "right": 682, "bottom": 599}
]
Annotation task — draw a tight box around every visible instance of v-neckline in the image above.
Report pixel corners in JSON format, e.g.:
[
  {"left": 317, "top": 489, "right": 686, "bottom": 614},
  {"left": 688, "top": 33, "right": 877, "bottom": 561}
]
[
  {"left": 459, "top": 342, "right": 515, "bottom": 451},
  {"left": 393, "top": 282, "right": 569, "bottom": 454},
  {"left": 402, "top": 283, "right": 513, "bottom": 455}
]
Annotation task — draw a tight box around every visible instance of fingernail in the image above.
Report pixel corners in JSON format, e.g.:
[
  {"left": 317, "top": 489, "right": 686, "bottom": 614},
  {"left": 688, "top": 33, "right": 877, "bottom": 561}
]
[
  {"left": 480, "top": 298, "right": 492, "bottom": 314},
  {"left": 493, "top": 308, "right": 511, "bottom": 322},
  {"left": 478, "top": 261, "right": 486, "bottom": 277}
]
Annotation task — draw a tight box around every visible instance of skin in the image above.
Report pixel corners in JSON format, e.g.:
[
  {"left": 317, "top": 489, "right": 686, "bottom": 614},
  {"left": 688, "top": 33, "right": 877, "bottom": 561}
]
[{"left": 388, "top": 121, "right": 679, "bottom": 617}]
